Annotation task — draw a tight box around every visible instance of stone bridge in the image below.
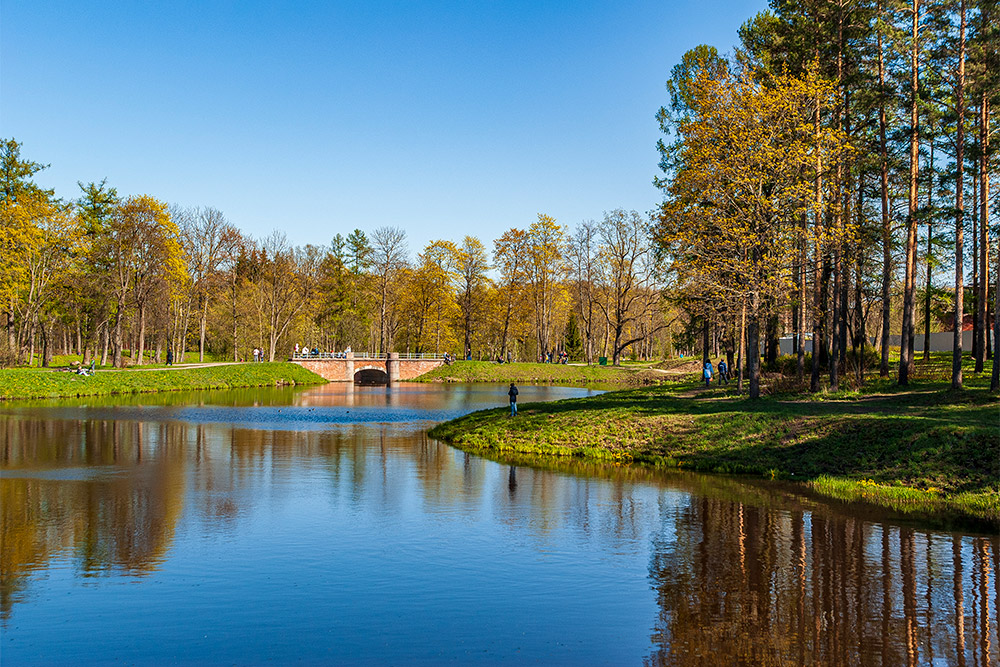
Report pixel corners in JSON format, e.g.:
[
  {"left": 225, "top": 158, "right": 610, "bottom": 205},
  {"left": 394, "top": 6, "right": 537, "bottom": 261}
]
[{"left": 291, "top": 352, "right": 445, "bottom": 383}]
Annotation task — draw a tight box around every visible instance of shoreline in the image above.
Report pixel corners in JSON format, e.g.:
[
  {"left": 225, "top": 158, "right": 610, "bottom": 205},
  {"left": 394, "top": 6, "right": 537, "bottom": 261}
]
[
  {"left": 409, "top": 359, "right": 684, "bottom": 385},
  {"left": 0, "top": 363, "right": 327, "bottom": 401},
  {"left": 428, "top": 381, "right": 1000, "bottom": 525}
]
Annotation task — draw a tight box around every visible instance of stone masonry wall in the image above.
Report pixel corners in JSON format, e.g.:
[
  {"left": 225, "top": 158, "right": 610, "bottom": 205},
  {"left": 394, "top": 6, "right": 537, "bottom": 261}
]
[{"left": 292, "top": 358, "right": 443, "bottom": 382}]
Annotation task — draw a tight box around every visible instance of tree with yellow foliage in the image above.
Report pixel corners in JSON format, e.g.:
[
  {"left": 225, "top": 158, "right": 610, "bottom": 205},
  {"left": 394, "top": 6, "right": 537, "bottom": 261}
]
[
  {"left": 1, "top": 139, "right": 57, "bottom": 362},
  {"left": 656, "top": 64, "right": 850, "bottom": 397},
  {"left": 102, "top": 195, "right": 186, "bottom": 367},
  {"left": 493, "top": 227, "right": 529, "bottom": 359},
  {"left": 400, "top": 240, "right": 460, "bottom": 354},
  {"left": 525, "top": 214, "right": 568, "bottom": 360}
]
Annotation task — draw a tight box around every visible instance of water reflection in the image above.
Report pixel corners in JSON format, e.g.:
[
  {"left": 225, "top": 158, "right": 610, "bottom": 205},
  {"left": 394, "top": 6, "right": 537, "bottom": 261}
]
[
  {"left": 2, "top": 418, "right": 185, "bottom": 618},
  {"left": 0, "top": 385, "right": 997, "bottom": 665},
  {"left": 645, "top": 498, "right": 997, "bottom": 666}
]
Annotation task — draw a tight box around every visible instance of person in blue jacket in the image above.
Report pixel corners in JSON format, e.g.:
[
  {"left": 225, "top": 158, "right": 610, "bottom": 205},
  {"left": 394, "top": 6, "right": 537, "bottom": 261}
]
[
  {"left": 703, "top": 360, "right": 713, "bottom": 387},
  {"left": 508, "top": 382, "right": 519, "bottom": 416}
]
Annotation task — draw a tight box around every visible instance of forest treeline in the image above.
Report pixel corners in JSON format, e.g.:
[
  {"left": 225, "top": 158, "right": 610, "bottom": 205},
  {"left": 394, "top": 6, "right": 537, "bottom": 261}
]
[
  {"left": 0, "top": 140, "right": 667, "bottom": 369},
  {"left": 2, "top": 0, "right": 997, "bottom": 398},
  {"left": 655, "top": 0, "right": 998, "bottom": 396}
]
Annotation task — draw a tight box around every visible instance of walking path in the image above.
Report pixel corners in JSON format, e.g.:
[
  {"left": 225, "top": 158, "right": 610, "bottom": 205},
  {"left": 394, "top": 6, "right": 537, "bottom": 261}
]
[{"left": 43, "top": 361, "right": 245, "bottom": 373}]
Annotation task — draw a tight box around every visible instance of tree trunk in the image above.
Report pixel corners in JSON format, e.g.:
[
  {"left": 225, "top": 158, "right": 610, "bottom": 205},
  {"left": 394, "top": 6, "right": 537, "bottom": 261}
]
[
  {"left": 701, "top": 317, "right": 710, "bottom": 364},
  {"left": 811, "top": 245, "right": 823, "bottom": 393},
  {"left": 877, "top": 1, "right": 892, "bottom": 377},
  {"left": 199, "top": 292, "right": 207, "bottom": 363},
  {"left": 972, "top": 157, "right": 980, "bottom": 365},
  {"left": 40, "top": 322, "right": 51, "bottom": 368},
  {"left": 976, "top": 96, "right": 989, "bottom": 372},
  {"left": 819, "top": 258, "right": 831, "bottom": 368},
  {"left": 831, "top": 258, "right": 841, "bottom": 391},
  {"left": 951, "top": 0, "right": 965, "bottom": 390},
  {"left": 136, "top": 303, "right": 146, "bottom": 366},
  {"left": 28, "top": 323, "right": 35, "bottom": 367},
  {"left": 924, "top": 127, "right": 935, "bottom": 361},
  {"left": 737, "top": 299, "right": 746, "bottom": 394},
  {"left": 112, "top": 296, "right": 125, "bottom": 368},
  {"left": 765, "top": 312, "right": 779, "bottom": 370},
  {"left": 231, "top": 276, "right": 240, "bottom": 362},
  {"left": 100, "top": 322, "right": 110, "bottom": 367},
  {"left": 831, "top": 6, "right": 846, "bottom": 391},
  {"left": 992, "top": 240, "right": 999, "bottom": 391},
  {"left": 899, "top": 0, "right": 920, "bottom": 385},
  {"left": 796, "top": 232, "right": 806, "bottom": 382},
  {"left": 180, "top": 298, "right": 193, "bottom": 365},
  {"left": 748, "top": 298, "right": 761, "bottom": 400}
]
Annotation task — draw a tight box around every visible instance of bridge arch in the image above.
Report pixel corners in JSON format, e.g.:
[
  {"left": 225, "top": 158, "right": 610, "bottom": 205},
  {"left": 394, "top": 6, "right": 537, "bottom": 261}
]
[{"left": 354, "top": 367, "right": 389, "bottom": 385}]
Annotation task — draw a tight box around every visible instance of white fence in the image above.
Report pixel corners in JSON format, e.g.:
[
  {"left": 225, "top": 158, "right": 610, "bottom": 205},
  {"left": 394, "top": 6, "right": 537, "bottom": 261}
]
[
  {"left": 292, "top": 352, "right": 448, "bottom": 360},
  {"left": 779, "top": 332, "right": 980, "bottom": 355}
]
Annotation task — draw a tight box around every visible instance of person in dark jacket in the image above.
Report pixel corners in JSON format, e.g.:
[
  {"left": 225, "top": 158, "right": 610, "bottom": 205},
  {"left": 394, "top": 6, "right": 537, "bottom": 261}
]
[{"left": 508, "top": 382, "right": 519, "bottom": 416}]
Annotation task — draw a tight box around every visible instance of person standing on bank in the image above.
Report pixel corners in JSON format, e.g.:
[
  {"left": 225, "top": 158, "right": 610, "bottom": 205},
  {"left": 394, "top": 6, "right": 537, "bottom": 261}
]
[
  {"left": 508, "top": 382, "right": 518, "bottom": 417},
  {"left": 166, "top": 348, "right": 173, "bottom": 366}
]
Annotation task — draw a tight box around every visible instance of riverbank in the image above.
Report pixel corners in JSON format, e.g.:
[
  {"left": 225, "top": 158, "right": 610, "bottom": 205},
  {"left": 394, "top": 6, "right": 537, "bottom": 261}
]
[
  {"left": 428, "top": 379, "right": 1000, "bottom": 524},
  {"left": 411, "top": 360, "right": 674, "bottom": 385},
  {"left": 0, "top": 363, "right": 327, "bottom": 400}
]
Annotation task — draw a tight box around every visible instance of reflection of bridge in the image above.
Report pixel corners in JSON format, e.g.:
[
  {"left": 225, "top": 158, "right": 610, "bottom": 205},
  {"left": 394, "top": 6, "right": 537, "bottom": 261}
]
[{"left": 291, "top": 352, "right": 446, "bottom": 383}]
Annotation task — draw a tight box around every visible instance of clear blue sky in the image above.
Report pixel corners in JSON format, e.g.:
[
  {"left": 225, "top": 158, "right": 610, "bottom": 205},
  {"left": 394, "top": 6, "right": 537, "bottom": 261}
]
[{"left": 2, "top": 0, "right": 766, "bottom": 253}]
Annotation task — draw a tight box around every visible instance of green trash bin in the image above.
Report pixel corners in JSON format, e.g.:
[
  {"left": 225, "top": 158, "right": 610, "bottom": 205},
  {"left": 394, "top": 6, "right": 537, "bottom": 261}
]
[{"left": 598, "top": 357, "right": 607, "bottom": 366}]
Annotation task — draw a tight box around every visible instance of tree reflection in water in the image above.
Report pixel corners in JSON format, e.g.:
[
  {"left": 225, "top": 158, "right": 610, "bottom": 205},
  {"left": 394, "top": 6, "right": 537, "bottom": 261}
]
[
  {"left": 644, "top": 495, "right": 997, "bottom": 666},
  {"left": 1, "top": 417, "right": 185, "bottom": 618}
]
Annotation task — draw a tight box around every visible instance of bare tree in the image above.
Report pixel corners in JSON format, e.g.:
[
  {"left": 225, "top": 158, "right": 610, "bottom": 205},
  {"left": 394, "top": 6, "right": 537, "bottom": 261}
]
[
  {"left": 455, "top": 235, "right": 490, "bottom": 357},
  {"left": 179, "top": 207, "right": 241, "bottom": 362},
  {"left": 370, "top": 226, "right": 408, "bottom": 354},
  {"left": 493, "top": 228, "right": 528, "bottom": 359},
  {"left": 525, "top": 215, "right": 565, "bottom": 360},
  {"left": 568, "top": 220, "right": 600, "bottom": 363},
  {"left": 259, "top": 231, "right": 314, "bottom": 361},
  {"left": 597, "top": 209, "right": 662, "bottom": 366}
]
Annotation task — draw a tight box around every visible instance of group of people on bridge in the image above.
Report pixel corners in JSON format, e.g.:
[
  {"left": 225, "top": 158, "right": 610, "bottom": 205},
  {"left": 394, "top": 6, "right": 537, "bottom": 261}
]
[{"left": 294, "top": 344, "right": 352, "bottom": 359}]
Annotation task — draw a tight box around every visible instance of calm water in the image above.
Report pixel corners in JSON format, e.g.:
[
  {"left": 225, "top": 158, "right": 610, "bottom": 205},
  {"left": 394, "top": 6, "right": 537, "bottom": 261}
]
[{"left": 1, "top": 384, "right": 997, "bottom": 665}]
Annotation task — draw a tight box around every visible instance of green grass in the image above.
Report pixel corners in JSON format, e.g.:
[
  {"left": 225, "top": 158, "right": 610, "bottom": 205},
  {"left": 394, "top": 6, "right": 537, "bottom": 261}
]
[
  {"left": 411, "top": 360, "right": 667, "bottom": 385},
  {"left": 429, "top": 366, "right": 1000, "bottom": 524},
  {"left": 0, "top": 363, "right": 327, "bottom": 400}
]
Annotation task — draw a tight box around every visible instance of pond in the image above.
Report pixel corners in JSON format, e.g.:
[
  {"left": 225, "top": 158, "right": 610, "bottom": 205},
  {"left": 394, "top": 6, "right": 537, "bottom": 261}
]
[{"left": 1, "top": 383, "right": 997, "bottom": 665}]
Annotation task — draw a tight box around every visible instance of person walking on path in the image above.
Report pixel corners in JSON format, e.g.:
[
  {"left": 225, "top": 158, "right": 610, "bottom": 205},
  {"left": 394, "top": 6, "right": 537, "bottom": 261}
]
[
  {"left": 703, "top": 360, "right": 713, "bottom": 387},
  {"left": 508, "top": 382, "right": 519, "bottom": 417},
  {"left": 165, "top": 348, "right": 173, "bottom": 366},
  {"left": 717, "top": 358, "right": 728, "bottom": 385}
]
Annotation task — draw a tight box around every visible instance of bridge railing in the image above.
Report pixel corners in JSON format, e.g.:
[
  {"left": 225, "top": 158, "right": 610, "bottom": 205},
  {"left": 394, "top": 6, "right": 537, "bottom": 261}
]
[
  {"left": 290, "top": 352, "right": 449, "bottom": 361},
  {"left": 391, "top": 353, "right": 449, "bottom": 360}
]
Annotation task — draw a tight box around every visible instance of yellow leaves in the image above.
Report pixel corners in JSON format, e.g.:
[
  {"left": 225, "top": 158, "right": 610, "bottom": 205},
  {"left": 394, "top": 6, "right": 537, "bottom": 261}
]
[{"left": 657, "top": 63, "right": 854, "bottom": 313}]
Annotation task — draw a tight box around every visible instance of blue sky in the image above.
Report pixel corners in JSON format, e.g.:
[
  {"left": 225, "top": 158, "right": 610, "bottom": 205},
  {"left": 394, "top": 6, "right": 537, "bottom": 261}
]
[{"left": 2, "top": 0, "right": 766, "bottom": 253}]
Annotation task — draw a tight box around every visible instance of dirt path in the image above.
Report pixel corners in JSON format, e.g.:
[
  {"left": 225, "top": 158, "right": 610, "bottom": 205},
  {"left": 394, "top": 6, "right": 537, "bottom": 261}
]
[{"left": 104, "top": 362, "right": 244, "bottom": 372}]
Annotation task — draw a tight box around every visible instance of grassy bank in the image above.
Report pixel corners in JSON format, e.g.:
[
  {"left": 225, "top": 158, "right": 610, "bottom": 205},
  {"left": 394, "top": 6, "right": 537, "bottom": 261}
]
[
  {"left": 428, "top": 379, "right": 999, "bottom": 524},
  {"left": 411, "top": 360, "right": 671, "bottom": 385},
  {"left": 0, "top": 363, "right": 327, "bottom": 400}
]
